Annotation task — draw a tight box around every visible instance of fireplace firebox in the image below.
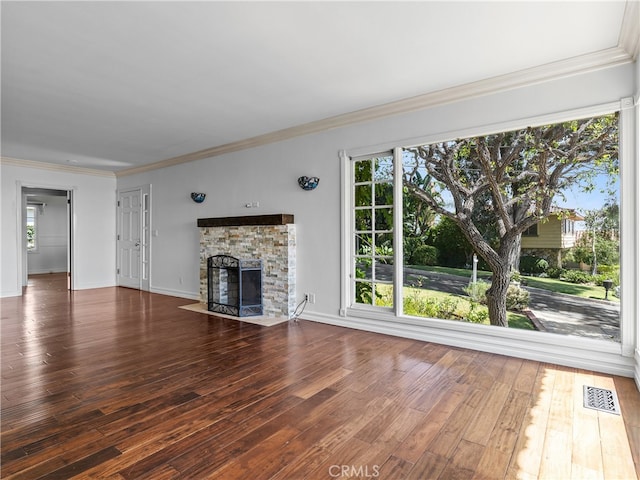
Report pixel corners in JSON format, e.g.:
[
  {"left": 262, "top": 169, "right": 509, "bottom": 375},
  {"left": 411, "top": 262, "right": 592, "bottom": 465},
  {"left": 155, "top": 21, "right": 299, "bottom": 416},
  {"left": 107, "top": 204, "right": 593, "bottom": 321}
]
[{"left": 207, "top": 255, "right": 263, "bottom": 317}]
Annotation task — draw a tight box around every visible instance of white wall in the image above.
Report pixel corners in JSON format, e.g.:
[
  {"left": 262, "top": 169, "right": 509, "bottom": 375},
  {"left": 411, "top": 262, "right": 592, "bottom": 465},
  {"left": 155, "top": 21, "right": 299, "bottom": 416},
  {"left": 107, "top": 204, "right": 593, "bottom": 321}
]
[
  {"left": 27, "top": 195, "right": 68, "bottom": 274},
  {"left": 118, "top": 61, "right": 639, "bottom": 378},
  {"left": 1, "top": 162, "right": 117, "bottom": 296}
]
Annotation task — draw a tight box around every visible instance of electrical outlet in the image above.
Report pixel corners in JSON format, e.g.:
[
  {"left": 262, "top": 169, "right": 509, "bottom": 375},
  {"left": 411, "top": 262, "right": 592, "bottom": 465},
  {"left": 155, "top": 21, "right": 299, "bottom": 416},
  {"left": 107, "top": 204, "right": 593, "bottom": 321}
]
[{"left": 306, "top": 293, "right": 315, "bottom": 304}]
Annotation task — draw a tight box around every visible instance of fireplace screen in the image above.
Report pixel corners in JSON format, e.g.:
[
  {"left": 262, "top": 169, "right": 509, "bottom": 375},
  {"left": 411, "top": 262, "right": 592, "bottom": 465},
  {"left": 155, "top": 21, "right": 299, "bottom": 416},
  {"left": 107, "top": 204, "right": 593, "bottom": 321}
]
[{"left": 207, "top": 255, "right": 263, "bottom": 317}]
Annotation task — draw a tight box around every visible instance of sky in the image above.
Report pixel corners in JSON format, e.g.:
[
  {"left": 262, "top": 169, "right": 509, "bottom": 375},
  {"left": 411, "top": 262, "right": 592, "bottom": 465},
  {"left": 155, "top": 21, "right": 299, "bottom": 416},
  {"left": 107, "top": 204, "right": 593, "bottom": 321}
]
[{"left": 554, "top": 173, "right": 619, "bottom": 212}]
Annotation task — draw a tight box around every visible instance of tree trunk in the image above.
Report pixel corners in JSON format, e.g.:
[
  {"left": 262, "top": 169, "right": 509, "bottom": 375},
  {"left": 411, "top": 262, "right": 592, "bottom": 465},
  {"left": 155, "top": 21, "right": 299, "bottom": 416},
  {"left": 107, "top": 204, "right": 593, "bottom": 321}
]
[
  {"left": 486, "top": 263, "right": 511, "bottom": 327},
  {"left": 508, "top": 234, "right": 522, "bottom": 272},
  {"left": 591, "top": 228, "right": 598, "bottom": 275}
]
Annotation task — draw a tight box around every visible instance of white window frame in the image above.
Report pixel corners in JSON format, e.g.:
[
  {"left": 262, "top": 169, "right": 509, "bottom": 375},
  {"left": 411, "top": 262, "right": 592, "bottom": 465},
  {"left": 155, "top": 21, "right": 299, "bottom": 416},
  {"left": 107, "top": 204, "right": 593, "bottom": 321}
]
[
  {"left": 348, "top": 152, "right": 395, "bottom": 313},
  {"left": 340, "top": 98, "right": 636, "bottom": 375}
]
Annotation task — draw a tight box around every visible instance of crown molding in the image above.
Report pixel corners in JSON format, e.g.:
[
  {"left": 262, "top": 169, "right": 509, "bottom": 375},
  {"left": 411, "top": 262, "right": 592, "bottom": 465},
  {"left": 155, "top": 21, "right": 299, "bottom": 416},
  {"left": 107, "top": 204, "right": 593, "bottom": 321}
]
[
  {"left": 619, "top": 0, "right": 640, "bottom": 60},
  {"left": 0, "top": 156, "right": 116, "bottom": 178},
  {"left": 116, "top": 45, "right": 634, "bottom": 178}
]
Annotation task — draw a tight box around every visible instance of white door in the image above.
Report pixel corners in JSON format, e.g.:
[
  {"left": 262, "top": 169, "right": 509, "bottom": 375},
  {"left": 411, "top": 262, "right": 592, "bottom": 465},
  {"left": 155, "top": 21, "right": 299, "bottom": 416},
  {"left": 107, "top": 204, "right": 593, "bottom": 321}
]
[
  {"left": 117, "top": 186, "right": 151, "bottom": 290},
  {"left": 117, "top": 188, "right": 142, "bottom": 289}
]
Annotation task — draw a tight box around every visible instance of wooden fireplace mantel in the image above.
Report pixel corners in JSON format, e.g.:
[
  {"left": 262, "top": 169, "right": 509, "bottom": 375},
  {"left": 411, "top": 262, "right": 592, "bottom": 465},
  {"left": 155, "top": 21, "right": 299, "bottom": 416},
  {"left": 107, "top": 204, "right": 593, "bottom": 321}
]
[{"left": 197, "top": 214, "right": 294, "bottom": 228}]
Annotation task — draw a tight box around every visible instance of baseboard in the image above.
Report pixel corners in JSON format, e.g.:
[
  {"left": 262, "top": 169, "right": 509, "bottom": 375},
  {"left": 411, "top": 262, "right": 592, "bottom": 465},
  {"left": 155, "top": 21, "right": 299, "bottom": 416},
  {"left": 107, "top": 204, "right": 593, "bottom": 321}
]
[
  {"left": 150, "top": 285, "right": 199, "bottom": 300},
  {"left": 300, "top": 311, "right": 636, "bottom": 379},
  {"left": 1, "top": 289, "right": 22, "bottom": 298},
  {"left": 74, "top": 281, "right": 116, "bottom": 290},
  {"left": 28, "top": 268, "right": 67, "bottom": 275}
]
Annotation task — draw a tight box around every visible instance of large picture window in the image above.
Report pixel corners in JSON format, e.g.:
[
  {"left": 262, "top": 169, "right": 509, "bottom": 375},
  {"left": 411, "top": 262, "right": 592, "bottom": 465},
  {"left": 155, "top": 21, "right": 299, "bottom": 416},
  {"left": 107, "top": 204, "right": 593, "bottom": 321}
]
[{"left": 347, "top": 111, "right": 621, "bottom": 344}]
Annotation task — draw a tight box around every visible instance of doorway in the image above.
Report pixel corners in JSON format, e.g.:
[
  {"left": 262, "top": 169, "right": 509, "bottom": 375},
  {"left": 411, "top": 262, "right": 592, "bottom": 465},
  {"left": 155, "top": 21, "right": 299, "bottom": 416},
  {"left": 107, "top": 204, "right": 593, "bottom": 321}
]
[{"left": 21, "top": 186, "right": 74, "bottom": 290}]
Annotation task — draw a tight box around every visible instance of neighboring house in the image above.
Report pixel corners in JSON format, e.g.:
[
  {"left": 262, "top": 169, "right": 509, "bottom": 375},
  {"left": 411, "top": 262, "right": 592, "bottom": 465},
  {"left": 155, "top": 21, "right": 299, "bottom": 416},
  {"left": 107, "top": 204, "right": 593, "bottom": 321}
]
[{"left": 520, "top": 209, "right": 584, "bottom": 268}]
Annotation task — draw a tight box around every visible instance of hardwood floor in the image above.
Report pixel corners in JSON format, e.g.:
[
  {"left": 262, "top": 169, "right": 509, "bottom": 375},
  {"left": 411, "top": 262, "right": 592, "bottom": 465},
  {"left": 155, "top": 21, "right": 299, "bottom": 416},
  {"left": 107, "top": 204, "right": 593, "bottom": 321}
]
[{"left": 2, "top": 273, "right": 639, "bottom": 479}]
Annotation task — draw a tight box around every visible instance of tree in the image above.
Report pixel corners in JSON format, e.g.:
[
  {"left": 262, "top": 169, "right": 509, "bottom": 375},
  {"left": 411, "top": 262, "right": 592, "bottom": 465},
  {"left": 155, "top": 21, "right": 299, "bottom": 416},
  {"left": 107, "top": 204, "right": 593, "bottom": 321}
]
[
  {"left": 570, "top": 234, "right": 619, "bottom": 270},
  {"left": 583, "top": 209, "right": 604, "bottom": 275},
  {"left": 403, "top": 168, "right": 438, "bottom": 264},
  {"left": 574, "top": 200, "right": 620, "bottom": 273},
  {"left": 427, "top": 216, "right": 473, "bottom": 267},
  {"left": 403, "top": 114, "right": 618, "bottom": 327}
]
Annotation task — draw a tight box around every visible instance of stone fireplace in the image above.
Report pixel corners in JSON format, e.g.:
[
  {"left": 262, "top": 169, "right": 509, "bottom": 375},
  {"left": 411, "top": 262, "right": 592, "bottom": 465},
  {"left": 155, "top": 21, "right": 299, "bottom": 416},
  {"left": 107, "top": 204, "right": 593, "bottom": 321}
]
[{"left": 198, "top": 214, "right": 296, "bottom": 318}]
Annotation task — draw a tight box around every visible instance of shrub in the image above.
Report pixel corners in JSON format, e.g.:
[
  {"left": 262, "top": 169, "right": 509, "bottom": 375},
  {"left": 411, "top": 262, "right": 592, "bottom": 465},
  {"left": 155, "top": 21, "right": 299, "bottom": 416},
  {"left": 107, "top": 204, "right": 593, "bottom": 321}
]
[
  {"left": 403, "top": 237, "right": 423, "bottom": 264},
  {"left": 561, "top": 270, "right": 592, "bottom": 284},
  {"left": 411, "top": 245, "right": 439, "bottom": 266},
  {"left": 505, "top": 285, "right": 530, "bottom": 311},
  {"left": 463, "top": 281, "right": 489, "bottom": 304},
  {"left": 355, "top": 280, "right": 374, "bottom": 304},
  {"left": 403, "top": 294, "right": 459, "bottom": 319},
  {"left": 592, "top": 273, "right": 620, "bottom": 288},
  {"left": 403, "top": 295, "right": 438, "bottom": 318},
  {"left": 355, "top": 267, "right": 382, "bottom": 304},
  {"left": 597, "top": 264, "right": 619, "bottom": 276},
  {"left": 465, "top": 302, "right": 489, "bottom": 323},
  {"left": 597, "top": 265, "right": 620, "bottom": 286},
  {"left": 559, "top": 267, "right": 620, "bottom": 287},
  {"left": 436, "top": 297, "right": 459, "bottom": 319},
  {"left": 519, "top": 255, "right": 549, "bottom": 275},
  {"left": 546, "top": 267, "right": 566, "bottom": 279}
]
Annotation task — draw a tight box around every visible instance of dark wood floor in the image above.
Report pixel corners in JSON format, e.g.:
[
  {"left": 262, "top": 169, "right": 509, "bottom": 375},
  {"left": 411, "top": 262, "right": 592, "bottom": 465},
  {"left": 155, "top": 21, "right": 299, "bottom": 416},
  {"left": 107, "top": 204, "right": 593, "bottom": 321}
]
[{"left": 2, "top": 273, "right": 639, "bottom": 479}]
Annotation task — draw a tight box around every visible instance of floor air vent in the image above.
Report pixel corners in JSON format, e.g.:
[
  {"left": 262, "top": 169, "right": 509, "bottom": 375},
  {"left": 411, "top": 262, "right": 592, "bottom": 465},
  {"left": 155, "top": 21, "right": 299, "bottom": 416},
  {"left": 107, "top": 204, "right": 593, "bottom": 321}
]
[{"left": 583, "top": 385, "right": 620, "bottom": 415}]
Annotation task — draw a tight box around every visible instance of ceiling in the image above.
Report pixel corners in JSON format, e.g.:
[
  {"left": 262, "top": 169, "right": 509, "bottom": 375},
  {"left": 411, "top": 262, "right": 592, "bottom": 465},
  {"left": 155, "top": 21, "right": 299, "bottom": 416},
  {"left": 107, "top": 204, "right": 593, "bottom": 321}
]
[{"left": 1, "top": 1, "right": 637, "bottom": 175}]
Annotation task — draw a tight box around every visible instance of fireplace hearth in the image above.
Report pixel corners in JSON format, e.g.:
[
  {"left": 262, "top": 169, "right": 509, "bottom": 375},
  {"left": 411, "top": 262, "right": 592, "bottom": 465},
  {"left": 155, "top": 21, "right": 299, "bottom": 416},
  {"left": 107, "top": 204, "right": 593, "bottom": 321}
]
[{"left": 207, "top": 255, "right": 263, "bottom": 317}]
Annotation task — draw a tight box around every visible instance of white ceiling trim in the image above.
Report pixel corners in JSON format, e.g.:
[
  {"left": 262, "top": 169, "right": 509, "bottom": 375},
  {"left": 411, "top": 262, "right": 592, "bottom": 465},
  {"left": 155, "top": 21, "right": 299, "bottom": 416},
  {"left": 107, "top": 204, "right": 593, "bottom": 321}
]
[
  {"left": 116, "top": 45, "right": 634, "bottom": 178},
  {"left": 0, "top": 157, "right": 116, "bottom": 178}
]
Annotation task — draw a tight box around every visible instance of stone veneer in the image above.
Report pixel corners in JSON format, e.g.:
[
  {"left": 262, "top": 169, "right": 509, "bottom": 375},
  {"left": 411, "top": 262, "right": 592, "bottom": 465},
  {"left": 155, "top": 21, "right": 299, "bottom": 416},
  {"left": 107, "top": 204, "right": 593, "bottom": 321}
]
[{"left": 199, "top": 224, "right": 296, "bottom": 318}]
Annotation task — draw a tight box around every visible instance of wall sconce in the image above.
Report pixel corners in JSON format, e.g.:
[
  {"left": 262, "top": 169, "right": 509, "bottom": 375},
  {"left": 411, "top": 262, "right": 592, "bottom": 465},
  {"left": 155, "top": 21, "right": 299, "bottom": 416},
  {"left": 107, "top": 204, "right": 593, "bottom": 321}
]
[
  {"left": 191, "top": 192, "right": 206, "bottom": 203},
  {"left": 298, "top": 176, "right": 319, "bottom": 191}
]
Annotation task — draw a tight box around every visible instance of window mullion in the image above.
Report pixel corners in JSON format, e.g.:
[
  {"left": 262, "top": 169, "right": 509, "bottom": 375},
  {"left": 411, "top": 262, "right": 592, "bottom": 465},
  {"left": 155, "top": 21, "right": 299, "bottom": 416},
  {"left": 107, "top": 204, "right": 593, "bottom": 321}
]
[{"left": 393, "top": 147, "right": 404, "bottom": 316}]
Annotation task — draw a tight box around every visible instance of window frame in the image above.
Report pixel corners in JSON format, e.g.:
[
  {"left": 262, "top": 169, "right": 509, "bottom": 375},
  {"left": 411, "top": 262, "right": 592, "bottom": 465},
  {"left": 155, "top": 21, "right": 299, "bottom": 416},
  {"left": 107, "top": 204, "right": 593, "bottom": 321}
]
[
  {"left": 340, "top": 98, "right": 635, "bottom": 365},
  {"left": 349, "top": 152, "right": 395, "bottom": 313},
  {"left": 562, "top": 219, "right": 575, "bottom": 235}
]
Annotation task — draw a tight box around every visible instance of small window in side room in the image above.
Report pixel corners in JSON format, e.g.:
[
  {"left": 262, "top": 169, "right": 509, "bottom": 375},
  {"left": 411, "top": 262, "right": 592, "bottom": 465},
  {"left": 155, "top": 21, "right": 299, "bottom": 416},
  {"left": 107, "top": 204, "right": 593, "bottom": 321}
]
[{"left": 26, "top": 205, "right": 37, "bottom": 251}]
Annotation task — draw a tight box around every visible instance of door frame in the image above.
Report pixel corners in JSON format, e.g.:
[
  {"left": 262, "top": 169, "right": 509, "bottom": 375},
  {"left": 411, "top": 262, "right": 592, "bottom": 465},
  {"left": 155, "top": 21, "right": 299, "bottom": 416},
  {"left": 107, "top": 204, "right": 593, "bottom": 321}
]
[{"left": 17, "top": 181, "right": 76, "bottom": 291}]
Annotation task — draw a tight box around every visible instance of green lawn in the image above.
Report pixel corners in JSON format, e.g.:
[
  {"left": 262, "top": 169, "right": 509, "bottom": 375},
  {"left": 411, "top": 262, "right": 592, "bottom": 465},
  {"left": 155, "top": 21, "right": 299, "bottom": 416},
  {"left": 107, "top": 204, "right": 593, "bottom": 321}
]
[
  {"left": 407, "top": 265, "right": 619, "bottom": 303},
  {"left": 519, "top": 275, "right": 617, "bottom": 302}
]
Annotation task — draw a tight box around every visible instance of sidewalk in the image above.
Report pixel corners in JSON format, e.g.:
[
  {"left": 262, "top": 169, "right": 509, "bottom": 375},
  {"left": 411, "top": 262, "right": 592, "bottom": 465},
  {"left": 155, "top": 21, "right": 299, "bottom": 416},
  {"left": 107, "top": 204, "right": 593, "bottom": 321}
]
[{"left": 523, "top": 285, "right": 620, "bottom": 342}]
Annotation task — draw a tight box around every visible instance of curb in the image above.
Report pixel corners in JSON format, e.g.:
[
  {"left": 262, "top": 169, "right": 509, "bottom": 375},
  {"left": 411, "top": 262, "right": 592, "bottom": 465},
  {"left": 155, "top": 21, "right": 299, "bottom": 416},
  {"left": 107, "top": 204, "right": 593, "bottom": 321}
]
[{"left": 523, "top": 309, "right": 546, "bottom": 332}]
